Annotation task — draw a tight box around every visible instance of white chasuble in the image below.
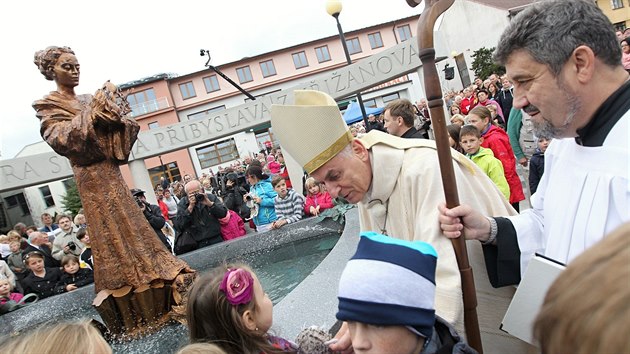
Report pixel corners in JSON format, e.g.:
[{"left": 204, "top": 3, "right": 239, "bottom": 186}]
[{"left": 356, "top": 131, "right": 529, "bottom": 353}]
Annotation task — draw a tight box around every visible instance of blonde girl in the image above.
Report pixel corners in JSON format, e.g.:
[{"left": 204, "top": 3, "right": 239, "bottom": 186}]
[
  {"left": 0, "top": 278, "right": 23, "bottom": 305},
  {"left": 7, "top": 230, "right": 27, "bottom": 250},
  {"left": 450, "top": 114, "right": 465, "bottom": 127},
  {"left": 0, "top": 320, "right": 112, "bottom": 354},
  {"left": 487, "top": 104, "right": 504, "bottom": 128},
  {"left": 303, "top": 177, "right": 334, "bottom": 217},
  {"left": 176, "top": 343, "right": 227, "bottom": 354}
]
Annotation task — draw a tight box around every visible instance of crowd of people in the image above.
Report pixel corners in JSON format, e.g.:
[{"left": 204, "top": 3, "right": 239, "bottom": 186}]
[
  {"left": 617, "top": 27, "right": 630, "bottom": 73},
  {"left": 440, "top": 71, "right": 559, "bottom": 208},
  {"left": 0, "top": 213, "right": 95, "bottom": 314},
  {"left": 351, "top": 72, "right": 540, "bottom": 215},
  {"left": 162, "top": 148, "right": 337, "bottom": 250}
]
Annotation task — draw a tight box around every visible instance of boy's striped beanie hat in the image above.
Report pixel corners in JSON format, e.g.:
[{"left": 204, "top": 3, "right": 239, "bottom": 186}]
[{"left": 336, "top": 232, "right": 437, "bottom": 339}]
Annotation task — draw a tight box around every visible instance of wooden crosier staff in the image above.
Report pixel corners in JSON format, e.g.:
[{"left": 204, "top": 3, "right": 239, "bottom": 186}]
[{"left": 406, "top": 0, "right": 483, "bottom": 352}]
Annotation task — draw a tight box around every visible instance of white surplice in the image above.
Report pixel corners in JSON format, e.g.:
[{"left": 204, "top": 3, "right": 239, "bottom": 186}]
[{"left": 509, "top": 111, "right": 629, "bottom": 275}]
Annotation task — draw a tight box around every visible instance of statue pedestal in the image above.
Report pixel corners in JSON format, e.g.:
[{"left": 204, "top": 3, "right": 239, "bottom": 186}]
[{"left": 93, "top": 273, "right": 196, "bottom": 338}]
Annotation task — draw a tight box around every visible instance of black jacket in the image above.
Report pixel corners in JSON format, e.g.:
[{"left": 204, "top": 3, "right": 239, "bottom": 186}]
[
  {"left": 58, "top": 268, "right": 94, "bottom": 289},
  {"left": 497, "top": 88, "right": 514, "bottom": 124},
  {"left": 142, "top": 202, "right": 171, "bottom": 250},
  {"left": 529, "top": 150, "right": 545, "bottom": 194},
  {"left": 367, "top": 120, "right": 386, "bottom": 132},
  {"left": 223, "top": 186, "right": 248, "bottom": 213},
  {"left": 423, "top": 316, "right": 478, "bottom": 354},
  {"left": 400, "top": 127, "right": 427, "bottom": 139},
  {"left": 21, "top": 267, "right": 64, "bottom": 299},
  {"left": 174, "top": 193, "right": 228, "bottom": 247}
]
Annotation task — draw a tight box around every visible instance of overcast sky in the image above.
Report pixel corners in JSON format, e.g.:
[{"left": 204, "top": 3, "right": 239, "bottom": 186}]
[{"left": 0, "top": 0, "right": 423, "bottom": 160}]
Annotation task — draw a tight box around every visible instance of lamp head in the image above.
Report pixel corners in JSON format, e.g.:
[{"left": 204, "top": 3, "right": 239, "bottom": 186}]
[
  {"left": 326, "top": 0, "right": 342, "bottom": 17},
  {"left": 200, "top": 50, "right": 212, "bottom": 67}
]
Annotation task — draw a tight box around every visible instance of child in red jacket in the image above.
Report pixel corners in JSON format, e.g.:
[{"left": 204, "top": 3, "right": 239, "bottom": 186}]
[
  {"left": 219, "top": 209, "right": 246, "bottom": 241},
  {"left": 304, "top": 177, "right": 334, "bottom": 217}
]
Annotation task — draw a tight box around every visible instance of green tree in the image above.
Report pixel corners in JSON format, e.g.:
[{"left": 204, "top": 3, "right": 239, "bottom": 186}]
[
  {"left": 471, "top": 47, "right": 505, "bottom": 81},
  {"left": 61, "top": 179, "right": 83, "bottom": 216}
]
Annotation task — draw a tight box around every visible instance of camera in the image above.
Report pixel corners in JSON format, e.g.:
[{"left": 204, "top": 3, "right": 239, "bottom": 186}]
[
  {"left": 134, "top": 197, "right": 145, "bottom": 207},
  {"left": 67, "top": 242, "right": 77, "bottom": 251},
  {"left": 195, "top": 193, "right": 205, "bottom": 202}
]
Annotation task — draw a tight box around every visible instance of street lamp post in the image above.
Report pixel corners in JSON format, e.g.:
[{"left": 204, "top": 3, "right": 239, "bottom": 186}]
[
  {"left": 326, "top": 0, "right": 371, "bottom": 130},
  {"left": 200, "top": 49, "right": 256, "bottom": 101},
  {"left": 158, "top": 155, "right": 167, "bottom": 181}
]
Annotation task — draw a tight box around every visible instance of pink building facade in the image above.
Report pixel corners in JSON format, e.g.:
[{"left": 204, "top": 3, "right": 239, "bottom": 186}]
[{"left": 120, "top": 15, "right": 422, "bottom": 189}]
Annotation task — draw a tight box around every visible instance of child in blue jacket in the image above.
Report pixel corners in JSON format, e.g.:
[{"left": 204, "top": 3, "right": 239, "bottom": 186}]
[{"left": 245, "top": 165, "right": 277, "bottom": 232}]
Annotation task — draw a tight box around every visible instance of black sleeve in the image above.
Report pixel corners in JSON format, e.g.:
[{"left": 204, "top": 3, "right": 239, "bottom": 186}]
[
  {"left": 224, "top": 190, "right": 242, "bottom": 212},
  {"left": 235, "top": 188, "right": 246, "bottom": 207},
  {"left": 207, "top": 194, "right": 228, "bottom": 219},
  {"left": 223, "top": 193, "right": 234, "bottom": 211},
  {"left": 482, "top": 217, "right": 522, "bottom": 288},
  {"left": 528, "top": 158, "right": 542, "bottom": 195},
  {"left": 174, "top": 198, "right": 193, "bottom": 232},
  {"left": 21, "top": 276, "right": 34, "bottom": 295},
  {"left": 59, "top": 273, "right": 71, "bottom": 286},
  {"left": 75, "top": 269, "right": 94, "bottom": 287},
  {"left": 55, "top": 274, "right": 70, "bottom": 293},
  {"left": 145, "top": 204, "right": 166, "bottom": 230},
  {"left": 47, "top": 269, "right": 67, "bottom": 297}
]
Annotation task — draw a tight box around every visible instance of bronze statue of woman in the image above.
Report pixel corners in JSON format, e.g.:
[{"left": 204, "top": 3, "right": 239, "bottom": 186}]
[{"left": 32, "top": 46, "right": 194, "bottom": 336}]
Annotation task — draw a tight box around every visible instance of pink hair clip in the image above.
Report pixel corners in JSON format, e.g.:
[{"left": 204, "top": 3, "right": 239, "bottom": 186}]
[{"left": 219, "top": 268, "right": 254, "bottom": 306}]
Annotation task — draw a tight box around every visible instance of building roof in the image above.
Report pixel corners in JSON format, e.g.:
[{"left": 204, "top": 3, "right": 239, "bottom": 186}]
[
  {"left": 14, "top": 140, "right": 51, "bottom": 158},
  {"left": 119, "top": 72, "right": 177, "bottom": 90},
  {"left": 175, "top": 14, "right": 421, "bottom": 81}
]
